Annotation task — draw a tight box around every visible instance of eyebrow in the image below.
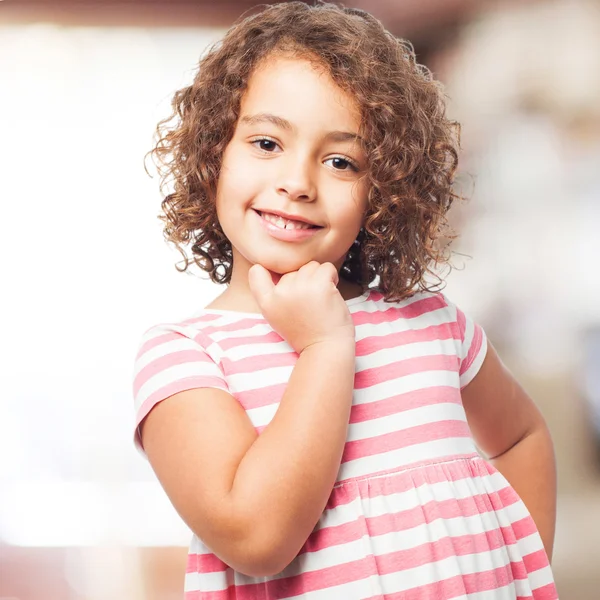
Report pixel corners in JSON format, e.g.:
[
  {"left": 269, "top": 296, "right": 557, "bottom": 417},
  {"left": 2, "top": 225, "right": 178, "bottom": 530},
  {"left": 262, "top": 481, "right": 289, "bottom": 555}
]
[{"left": 240, "top": 112, "right": 363, "bottom": 144}]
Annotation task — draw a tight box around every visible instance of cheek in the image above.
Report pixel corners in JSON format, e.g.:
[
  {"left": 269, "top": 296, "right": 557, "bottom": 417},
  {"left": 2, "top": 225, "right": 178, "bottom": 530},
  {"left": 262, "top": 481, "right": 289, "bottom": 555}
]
[
  {"left": 336, "top": 184, "right": 368, "bottom": 230},
  {"left": 218, "top": 154, "right": 263, "bottom": 207}
]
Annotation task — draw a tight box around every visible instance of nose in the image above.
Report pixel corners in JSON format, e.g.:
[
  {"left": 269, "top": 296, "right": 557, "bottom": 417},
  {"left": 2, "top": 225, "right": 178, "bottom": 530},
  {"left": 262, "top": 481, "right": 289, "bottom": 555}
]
[{"left": 275, "top": 154, "right": 317, "bottom": 202}]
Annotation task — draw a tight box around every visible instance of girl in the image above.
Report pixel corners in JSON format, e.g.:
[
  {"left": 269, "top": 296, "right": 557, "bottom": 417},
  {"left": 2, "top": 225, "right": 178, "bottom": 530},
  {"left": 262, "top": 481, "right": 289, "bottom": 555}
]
[{"left": 133, "top": 2, "right": 558, "bottom": 598}]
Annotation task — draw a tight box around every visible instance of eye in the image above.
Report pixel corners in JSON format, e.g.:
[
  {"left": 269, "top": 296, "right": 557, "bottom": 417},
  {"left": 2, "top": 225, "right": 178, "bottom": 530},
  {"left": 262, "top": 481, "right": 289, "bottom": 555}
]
[
  {"left": 324, "top": 156, "right": 359, "bottom": 172},
  {"left": 250, "top": 137, "right": 281, "bottom": 153}
]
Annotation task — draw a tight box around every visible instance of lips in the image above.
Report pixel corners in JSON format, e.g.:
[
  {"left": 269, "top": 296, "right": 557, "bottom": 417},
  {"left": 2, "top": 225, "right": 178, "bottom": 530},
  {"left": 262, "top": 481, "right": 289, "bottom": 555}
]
[{"left": 253, "top": 209, "right": 321, "bottom": 230}]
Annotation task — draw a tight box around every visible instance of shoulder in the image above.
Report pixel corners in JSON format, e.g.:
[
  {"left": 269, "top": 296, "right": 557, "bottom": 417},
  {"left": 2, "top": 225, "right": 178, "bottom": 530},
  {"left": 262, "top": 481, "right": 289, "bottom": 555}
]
[
  {"left": 358, "top": 288, "right": 458, "bottom": 324},
  {"left": 136, "top": 308, "right": 262, "bottom": 354}
]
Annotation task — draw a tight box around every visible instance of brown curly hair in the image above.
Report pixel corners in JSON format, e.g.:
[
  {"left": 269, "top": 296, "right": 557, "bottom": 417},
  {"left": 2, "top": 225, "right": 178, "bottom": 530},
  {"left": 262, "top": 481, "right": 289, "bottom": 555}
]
[{"left": 149, "top": 1, "right": 461, "bottom": 302}]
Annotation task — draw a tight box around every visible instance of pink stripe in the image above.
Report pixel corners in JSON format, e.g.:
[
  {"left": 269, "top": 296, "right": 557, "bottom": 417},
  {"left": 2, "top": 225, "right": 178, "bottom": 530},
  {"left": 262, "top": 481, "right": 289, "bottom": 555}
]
[
  {"left": 349, "top": 386, "right": 461, "bottom": 424},
  {"left": 354, "top": 354, "right": 458, "bottom": 389},
  {"left": 197, "top": 551, "right": 538, "bottom": 599},
  {"left": 510, "top": 516, "right": 540, "bottom": 541},
  {"left": 352, "top": 295, "right": 446, "bottom": 326},
  {"left": 303, "top": 493, "right": 518, "bottom": 555},
  {"left": 221, "top": 351, "right": 297, "bottom": 375},
  {"left": 461, "top": 323, "right": 483, "bottom": 376},
  {"left": 136, "top": 330, "right": 184, "bottom": 357},
  {"left": 259, "top": 386, "right": 462, "bottom": 434},
  {"left": 181, "top": 313, "right": 223, "bottom": 325},
  {"left": 202, "top": 318, "right": 266, "bottom": 335},
  {"left": 522, "top": 549, "right": 550, "bottom": 573},
  {"left": 235, "top": 383, "right": 287, "bottom": 410},
  {"left": 185, "top": 590, "right": 232, "bottom": 600},
  {"left": 356, "top": 323, "right": 458, "bottom": 357},
  {"left": 342, "top": 420, "right": 471, "bottom": 463},
  {"left": 135, "top": 376, "right": 229, "bottom": 430},
  {"left": 218, "top": 330, "right": 284, "bottom": 351},
  {"left": 187, "top": 552, "right": 228, "bottom": 574},
  {"left": 496, "top": 485, "right": 521, "bottom": 508},
  {"left": 374, "top": 532, "right": 511, "bottom": 577},
  {"left": 184, "top": 560, "right": 555, "bottom": 600},
  {"left": 234, "top": 556, "right": 375, "bottom": 599},
  {"left": 328, "top": 454, "right": 485, "bottom": 506},
  {"left": 133, "top": 349, "right": 216, "bottom": 396},
  {"left": 456, "top": 304, "right": 467, "bottom": 341},
  {"left": 532, "top": 582, "right": 559, "bottom": 599}
]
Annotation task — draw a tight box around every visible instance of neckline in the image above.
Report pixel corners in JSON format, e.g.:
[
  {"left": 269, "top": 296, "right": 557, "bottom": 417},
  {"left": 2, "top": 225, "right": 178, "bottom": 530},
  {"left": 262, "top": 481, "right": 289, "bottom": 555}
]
[{"left": 198, "top": 289, "right": 372, "bottom": 318}]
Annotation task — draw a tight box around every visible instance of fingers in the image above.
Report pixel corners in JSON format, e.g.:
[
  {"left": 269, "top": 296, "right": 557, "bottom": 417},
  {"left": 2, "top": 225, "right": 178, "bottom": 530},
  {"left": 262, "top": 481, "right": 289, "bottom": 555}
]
[
  {"left": 248, "top": 263, "right": 275, "bottom": 306},
  {"left": 321, "top": 262, "right": 340, "bottom": 287},
  {"left": 251, "top": 262, "right": 340, "bottom": 303},
  {"left": 301, "top": 261, "right": 338, "bottom": 288}
]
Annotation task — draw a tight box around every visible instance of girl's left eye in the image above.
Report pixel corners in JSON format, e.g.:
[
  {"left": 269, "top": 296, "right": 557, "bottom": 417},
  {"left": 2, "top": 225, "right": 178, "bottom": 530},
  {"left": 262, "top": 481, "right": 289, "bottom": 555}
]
[
  {"left": 250, "top": 138, "right": 358, "bottom": 172},
  {"left": 324, "top": 157, "right": 358, "bottom": 172}
]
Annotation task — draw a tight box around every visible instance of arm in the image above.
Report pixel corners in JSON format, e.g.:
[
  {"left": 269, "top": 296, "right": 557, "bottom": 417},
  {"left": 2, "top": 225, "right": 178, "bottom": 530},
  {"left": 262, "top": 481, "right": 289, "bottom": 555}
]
[
  {"left": 141, "top": 262, "right": 356, "bottom": 576},
  {"left": 141, "top": 339, "right": 354, "bottom": 576},
  {"left": 461, "top": 342, "right": 557, "bottom": 561}
]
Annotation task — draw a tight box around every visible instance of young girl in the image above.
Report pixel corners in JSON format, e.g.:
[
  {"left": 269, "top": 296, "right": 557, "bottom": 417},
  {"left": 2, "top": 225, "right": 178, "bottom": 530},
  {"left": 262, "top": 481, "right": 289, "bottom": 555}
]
[{"left": 133, "top": 2, "right": 558, "bottom": 598}]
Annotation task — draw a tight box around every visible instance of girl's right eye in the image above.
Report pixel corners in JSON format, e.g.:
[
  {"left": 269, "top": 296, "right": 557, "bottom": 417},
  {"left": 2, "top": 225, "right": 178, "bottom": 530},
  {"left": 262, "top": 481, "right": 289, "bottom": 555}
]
[{"left": 250, "top": 138, "right": 281, "bottom": 153}]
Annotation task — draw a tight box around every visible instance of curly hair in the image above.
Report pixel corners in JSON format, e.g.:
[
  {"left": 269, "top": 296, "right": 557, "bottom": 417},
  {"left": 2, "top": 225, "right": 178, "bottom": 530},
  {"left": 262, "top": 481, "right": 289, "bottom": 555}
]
[{"left": 149, "top": 1, "right": 461, "bottom": 302}]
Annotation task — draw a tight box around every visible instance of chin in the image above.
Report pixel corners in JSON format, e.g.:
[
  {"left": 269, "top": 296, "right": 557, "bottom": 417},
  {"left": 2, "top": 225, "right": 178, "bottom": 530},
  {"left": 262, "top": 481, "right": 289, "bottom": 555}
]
[{"left": 256, "top": 257, "right": 308, "bottom": 274}]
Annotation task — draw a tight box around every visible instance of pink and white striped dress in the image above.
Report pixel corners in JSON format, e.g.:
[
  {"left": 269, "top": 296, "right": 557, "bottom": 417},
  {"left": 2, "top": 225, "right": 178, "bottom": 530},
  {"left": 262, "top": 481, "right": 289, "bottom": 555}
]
[{"left": 133, "top": 290, "right": 558, "bottom": 599}]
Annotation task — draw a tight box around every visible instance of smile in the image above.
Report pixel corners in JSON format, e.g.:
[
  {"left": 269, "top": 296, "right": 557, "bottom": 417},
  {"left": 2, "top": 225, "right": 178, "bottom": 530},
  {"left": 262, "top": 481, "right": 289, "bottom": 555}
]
[
  {"left": 253, "top": 209, "right": 323, "bottom": 242},
  {"left": 256, "top": 210, "right": 318, "bottom": 230}
]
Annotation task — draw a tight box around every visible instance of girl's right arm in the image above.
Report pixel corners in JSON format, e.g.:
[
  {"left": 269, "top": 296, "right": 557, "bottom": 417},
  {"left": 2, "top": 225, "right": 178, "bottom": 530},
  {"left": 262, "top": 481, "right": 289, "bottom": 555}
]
[{"left": 140, "top": 262, "right": 356, "bottom": 577}]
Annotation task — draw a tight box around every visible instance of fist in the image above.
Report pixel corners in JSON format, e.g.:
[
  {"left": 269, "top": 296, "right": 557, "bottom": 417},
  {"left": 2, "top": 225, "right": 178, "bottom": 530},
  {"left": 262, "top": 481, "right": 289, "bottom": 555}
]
[{"left": 248, "top": 262, "right": 355, "bottom": 354}]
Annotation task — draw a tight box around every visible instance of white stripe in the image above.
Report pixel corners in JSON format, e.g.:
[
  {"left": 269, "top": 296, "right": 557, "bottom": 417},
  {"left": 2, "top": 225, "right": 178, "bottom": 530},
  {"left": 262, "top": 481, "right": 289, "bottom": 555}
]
[
  {"left": 351, "top": 291, "right": 433, "bottom": 314},
  {"left": 184, "top": 569, "right": 230, "bottom": 592},
  {"left": 353, "top": 369, "right": 458, "bottom": 404},
  {"left": 346, "top": 402, "right": 467, "bottom": 442},
  {"left": 321, "top": 467, "right": 516, "bottom": 530},
  {"left": 527, "top": 564, "right": 555, "bottom": 590},
  {"left": 515, "top": 532, "right": 546, "bottom": 558},
  {"left": 236, "top": 367, "right": 460, "bottom": 402},
  {"left": 225, "top": 339, "right": 293, "bottom": 361},
  {"left": 184, "top": 466, "right": 518, "bottom": 557},
  {"left": 376, "top": 546, "right": 521, "bottom": 594},
  {"left": 270, "top": 509, "right": 528, "bottom": 580},
  {"left": 210, "top": 322, "right": 273, "bottom": 343},
  {"left": 444, "top": 583, "right": 519, "bottom": 600},
  {"left": 135, "top": 362, "right": 226, "bottom": 407},
  {"left": 354, "top": 306, "right": 453, "bottom": 337},
  {"left": 284, "top": 574, "right": 381, "bottom": 600},
  {"left": 227, "top": 364, "right": 293, "bottom": 392},
  {"left": 338, "top": 437, "right": 477, "bottom": 481},
  {"left": 246, "top": 402, "right": 279, "bottom": 428},
  {"left": 356, "top": 337, "right": 458, "bottom": 369},
  {"left": 245, "top": 397, "right": 467, "bottom": 437},
  {"left": 135, "top": 337, "right": 202, "bottom": 371}
]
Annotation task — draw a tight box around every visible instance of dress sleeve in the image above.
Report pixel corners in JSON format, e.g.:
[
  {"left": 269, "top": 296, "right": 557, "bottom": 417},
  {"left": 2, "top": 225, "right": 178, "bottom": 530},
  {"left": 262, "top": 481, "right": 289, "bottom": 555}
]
[
  {"left": 442, "top": 294, "right": 488, "bottom": 389},
  {"left": 132, "top": 323, "right": 230, "bottom": 456}
]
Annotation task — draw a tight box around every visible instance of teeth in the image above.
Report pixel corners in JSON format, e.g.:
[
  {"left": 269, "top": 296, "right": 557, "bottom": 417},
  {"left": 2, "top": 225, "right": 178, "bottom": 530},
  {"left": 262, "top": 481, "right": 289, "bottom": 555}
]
[{"left": 261, "top": 212, "right": 313, "bottom": 230}]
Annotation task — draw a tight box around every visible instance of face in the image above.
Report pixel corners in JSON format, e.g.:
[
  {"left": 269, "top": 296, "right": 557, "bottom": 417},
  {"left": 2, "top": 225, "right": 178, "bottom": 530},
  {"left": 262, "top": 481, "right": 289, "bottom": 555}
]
[{"left": 215, "top": 55, "right": 369, "bottom": 280}]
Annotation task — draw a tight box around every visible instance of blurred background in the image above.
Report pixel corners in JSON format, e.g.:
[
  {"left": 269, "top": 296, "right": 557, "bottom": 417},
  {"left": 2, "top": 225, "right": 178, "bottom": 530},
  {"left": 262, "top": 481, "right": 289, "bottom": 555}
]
[{"left": 1, "top": 0, "right": 599, "bottom": 597}]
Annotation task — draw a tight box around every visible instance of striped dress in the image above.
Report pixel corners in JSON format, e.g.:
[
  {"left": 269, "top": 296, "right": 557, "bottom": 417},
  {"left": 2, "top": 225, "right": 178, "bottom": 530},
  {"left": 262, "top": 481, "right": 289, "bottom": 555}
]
[{"left": 133, "top": 290, "right": 558, "bottom": 599}]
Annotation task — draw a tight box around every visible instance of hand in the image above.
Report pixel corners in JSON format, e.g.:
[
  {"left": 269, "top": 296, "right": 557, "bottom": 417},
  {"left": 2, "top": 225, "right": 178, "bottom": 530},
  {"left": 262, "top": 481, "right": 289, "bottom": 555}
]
[{"left": 248, "top": 261, "right": 355, "bottom": 354}]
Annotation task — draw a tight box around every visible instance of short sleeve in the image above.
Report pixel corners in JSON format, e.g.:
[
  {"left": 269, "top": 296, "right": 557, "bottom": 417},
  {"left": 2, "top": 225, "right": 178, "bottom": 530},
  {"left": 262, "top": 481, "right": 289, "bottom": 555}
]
[
  {"left": 132, "top": 324, "right": 230, "bottom": 456},
  {"left": 442, "top": 294, "right": 488, "bottom": 389}
]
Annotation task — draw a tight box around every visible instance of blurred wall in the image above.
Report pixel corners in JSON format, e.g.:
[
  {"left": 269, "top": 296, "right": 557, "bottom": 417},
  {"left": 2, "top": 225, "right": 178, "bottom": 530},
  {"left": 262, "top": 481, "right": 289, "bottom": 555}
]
[{"left": 1, "top": 0, "right": 599, "bottom": 597}]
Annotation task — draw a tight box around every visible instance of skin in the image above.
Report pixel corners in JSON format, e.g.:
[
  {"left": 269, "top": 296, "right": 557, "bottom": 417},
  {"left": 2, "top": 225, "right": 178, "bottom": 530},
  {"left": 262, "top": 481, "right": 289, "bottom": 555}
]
[
  {"left": 209, "top": 55, "right": 369, "bottom": 312},
  {"left": 141, "top": 54, "right": 556, "bottom": 577}
]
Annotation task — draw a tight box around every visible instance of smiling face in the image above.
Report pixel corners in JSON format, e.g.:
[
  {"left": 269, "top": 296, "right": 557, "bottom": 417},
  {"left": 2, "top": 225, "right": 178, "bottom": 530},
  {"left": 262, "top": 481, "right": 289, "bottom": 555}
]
[{"left": 215, "top": 55, "right": 369, "bottom": 286}]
